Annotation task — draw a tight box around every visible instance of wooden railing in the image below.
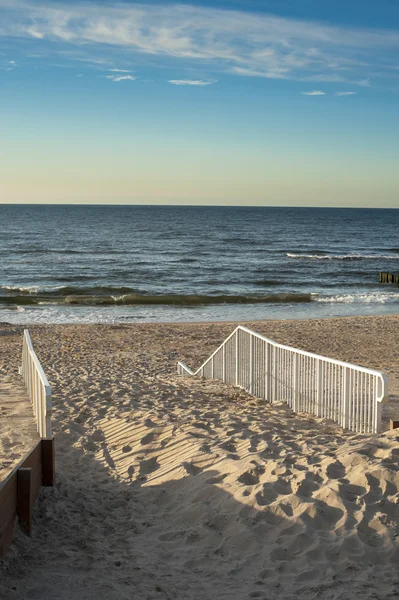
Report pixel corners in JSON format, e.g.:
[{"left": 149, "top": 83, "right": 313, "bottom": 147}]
[
  {"left": 178, "top": 325, "right": 388, "bottom": 434},
  {"left": 20, "top": 329, "right": 52, "bottom": 439}
]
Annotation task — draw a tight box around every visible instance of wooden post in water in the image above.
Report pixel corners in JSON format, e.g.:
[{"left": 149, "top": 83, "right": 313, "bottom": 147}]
[{"left": 380, "top": 272, "right": 399, "bottom": 284}]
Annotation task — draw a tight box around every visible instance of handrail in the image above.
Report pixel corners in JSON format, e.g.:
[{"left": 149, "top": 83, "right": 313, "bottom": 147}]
[
  {"left": 20, "top": 329, "right": 52, "bottom": 439},
  {"left": 177, "top": 325, "right": 388, "bottom": 434}
]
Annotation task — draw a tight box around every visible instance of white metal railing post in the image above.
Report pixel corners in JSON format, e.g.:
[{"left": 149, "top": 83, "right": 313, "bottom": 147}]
[
  {"left": 222, "top": 344, "right": 226, "bottom": 383},
  {"left": 273, "top": 346, "right": 278, "bottom": 403},
  {"left": 374, "top": 374, "right": 388, "bottom": 433},
  {"left": 235, "top": 330, "right": 239, "bottom": 387},
  {"left": 342, "top": 367, "right": 350, "bottom": 429},
  {"left": 316, "top": 359, "right": 323, "bottom": 418},
  {"left": 249, "top": 334, "right": 253, "bottom": 394},
  {"left": 293, "top": 353, "right": 299, "bottom": 412},
  {"left": 266, "top": 343, "right": 273, "bottom": 402}
]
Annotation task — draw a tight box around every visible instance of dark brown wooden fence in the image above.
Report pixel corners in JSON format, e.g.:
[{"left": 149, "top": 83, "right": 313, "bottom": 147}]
[{"left": 0, "top": 438, "right": 54, "bottom": 556}]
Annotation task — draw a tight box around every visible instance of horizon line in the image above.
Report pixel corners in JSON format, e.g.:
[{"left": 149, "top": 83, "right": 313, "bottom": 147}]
[{"left": 0, "top": 203, "right": 398, "bottom": 210}]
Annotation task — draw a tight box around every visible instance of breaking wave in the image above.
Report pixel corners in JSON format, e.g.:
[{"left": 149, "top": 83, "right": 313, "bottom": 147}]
[
  {"left": 287, "top": 253, "right": 399, "bottom": 261},
  {"left": 314, "top": 292, "right": 399, "bottom": 304},
  {"left": 0, "top": 290, "right": 313, "bottom": 307}
]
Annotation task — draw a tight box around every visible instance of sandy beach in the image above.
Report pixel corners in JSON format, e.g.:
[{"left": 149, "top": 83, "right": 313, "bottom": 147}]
[{"left": 0, "top": 315, "right": 399, "bottom": 599}]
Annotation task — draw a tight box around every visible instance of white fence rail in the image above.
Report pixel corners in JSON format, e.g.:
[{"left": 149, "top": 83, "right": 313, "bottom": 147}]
[
  {"left": 20, "top": 329, "right": 52, "bottom": 439},
  {"left": 177, "top": 325, "right": 388, "bottom": 434}
]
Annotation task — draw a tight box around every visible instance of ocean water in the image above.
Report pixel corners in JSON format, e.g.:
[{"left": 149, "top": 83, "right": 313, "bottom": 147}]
[{"left": 1, "top": 204, "right": 399, "bottom": 324}]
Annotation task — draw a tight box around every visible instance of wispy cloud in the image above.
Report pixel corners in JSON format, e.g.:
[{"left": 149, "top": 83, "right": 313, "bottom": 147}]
[
  {"left": 109, "top": 69, "right": 131, "bottom": 73},
  {"left": 301, "top": 90, "right": 326, "bottom": 96},
  {"left": 105, "top": 74, "right": 137, "bottom": 82},
  {"left": 335, "top": 91, "right": 357, "bottom": 96},
  {"left": 0, "top": 58, "right": 17, "bottom": 71},
  {"left": 0, "top": 1, "right": 398, "bottom": 86},
  {"left": 355, "top": 78, "right": 371, "bottom": 87},
  {"left": 168, "top": 79, "right": 217, "bottom": 86}
]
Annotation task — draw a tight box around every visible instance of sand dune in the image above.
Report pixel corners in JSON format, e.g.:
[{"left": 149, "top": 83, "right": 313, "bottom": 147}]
[{"left": 0, "top": 317, "right": 398, "bottom": 599}]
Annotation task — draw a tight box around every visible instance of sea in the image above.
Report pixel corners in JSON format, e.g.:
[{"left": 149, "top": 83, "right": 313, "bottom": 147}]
[{"left": 1, "top": 204, "right": 399, "bottom": 324}]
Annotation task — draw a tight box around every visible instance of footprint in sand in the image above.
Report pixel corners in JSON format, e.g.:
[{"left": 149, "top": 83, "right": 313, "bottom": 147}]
[
  {"left": 326, "top": 460, "right": 346, "bottom": 479},
  {"left": 255, "top": 485, "right": 278, "bottom": 505},
  {"left": 227, "top": 453, "right": 240, "bottom": 461},
  {"left": 199, "top": 443, "right": 212, "bottom": 453},
  {"left": 139, "top": 456, "right": 159, "bottom": 475},
  {"left": 206, "top": 473, "right": 228, "bottom": 485},
  {"left": 220, "top": 440, "right": 237, "bottom": 453},
  {"left": 182, "top": 462, "right": 202, "bottom": 476},
  {"left": 339, "top": 482, "right": 366, "bottom": 503},
  {"left": 238, "top": 469, "right": 262, "bottom": 486},
  {"left": 295, "top": 474, "right": 321, "bottom": 497},
  {"left": 91, "top": 429, "right": 105, "bottom": 442},
  {"left": 141, "top": 431, "right": 158, "bottom": 445},
  {"left": 193, "top": 421, "right": 213, "bottom": 433}
]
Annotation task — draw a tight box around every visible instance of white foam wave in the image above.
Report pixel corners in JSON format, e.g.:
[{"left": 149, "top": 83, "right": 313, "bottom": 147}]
[
  {"left": 287, "top": 253, "right": 399, "bottom": 261},
  {"left": 3, "top": 284, "right": 63, "bottom": 293},
  {"left": 315, "top": 292, "right": 399, "bottom": 304}
]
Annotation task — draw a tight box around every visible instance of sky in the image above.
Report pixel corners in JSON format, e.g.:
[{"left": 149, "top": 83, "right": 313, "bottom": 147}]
[{"left": 0, "top": 0, "right": 398, "bottom": 206}]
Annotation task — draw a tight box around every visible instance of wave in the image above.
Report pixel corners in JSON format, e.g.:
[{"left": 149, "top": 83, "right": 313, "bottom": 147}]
[
  {"left": 287, "top": 253, "right": 399, "bottom": 261},
  {"left": 314, "top": 292, "right": 399, "bottom": 304},
  {"left": 0, "top": 292, "right": 313, "bottom": 307},
  {"left": 1, "top": 285, "right": 143, "bottom": 296},
  {"left": 2, "top": 285, "right": 399, "bottom": 307}
]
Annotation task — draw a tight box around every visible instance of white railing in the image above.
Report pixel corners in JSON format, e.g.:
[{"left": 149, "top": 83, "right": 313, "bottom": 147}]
[
  {"left": 20, "top": 329, "right": 52, "bottom": 439},
  {"left": 177, "top": 325, "right": 388, "bottom": 434}
]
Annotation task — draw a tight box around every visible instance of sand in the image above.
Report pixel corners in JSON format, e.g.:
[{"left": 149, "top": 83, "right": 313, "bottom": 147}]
[{"left": 0, "top": 315, "right": 398, "bottom": 599}]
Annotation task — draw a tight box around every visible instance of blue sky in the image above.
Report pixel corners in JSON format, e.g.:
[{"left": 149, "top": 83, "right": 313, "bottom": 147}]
[{"left": 1, "top": 0, "right": 398, "bottom": 205}]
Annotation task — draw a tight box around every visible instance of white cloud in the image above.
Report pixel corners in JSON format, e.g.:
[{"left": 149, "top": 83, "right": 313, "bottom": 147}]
[
  {"left": 355, "top": 78, "right": 371, "bottom": 87},
  {"left": 0, "top": 1, "right": 398, "bottom": 86},
  {"left": 105, "top": 74, "right": 137, "bottom": 82},
  {"left": 301, "top": 90, "right": 326, "bottom": 95},
  {"left": 335, "top": 91, "right": 357, "bottom": 96},
  {"left": 109, "top": 68, "right": 131, "bottom": 73},
  {"left": 168, "top": 79, "right": 217, "bottom": 86},
  {"left": 0, "top": 57, "right": 17, "bottom": 71}
]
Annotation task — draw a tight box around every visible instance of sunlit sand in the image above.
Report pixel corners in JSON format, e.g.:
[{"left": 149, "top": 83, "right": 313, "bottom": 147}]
[{"left": 1, "top": 316, "right": 398, "bottom": 599}]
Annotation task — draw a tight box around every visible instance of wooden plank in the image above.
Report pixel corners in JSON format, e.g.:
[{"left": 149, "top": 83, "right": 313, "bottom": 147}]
[
  {"left": 0, "top": 474, "right": 17, "bottom": 556},
  {"left": 0, "top": 520, "right": 15, "bottom": 557},
  {"left": 23, "top": 441, "right": 44, "bottom": 501},
  {"left": 17, "top": 468, "right": 33, "bottom": 536},
  {"left": 0, "top": 440, "right": 43, "bottom": 556},
  {"left": 41, "top": 438, "right": 55, "bottom": 486}
]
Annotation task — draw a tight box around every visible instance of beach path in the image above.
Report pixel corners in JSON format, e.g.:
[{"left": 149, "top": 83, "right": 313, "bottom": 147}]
[
  {"left": 0, "top": 319, "right": 398, "bottom": 600},
  {"left": 0, "top": 373, "right": 38, "bottom": 481}
]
